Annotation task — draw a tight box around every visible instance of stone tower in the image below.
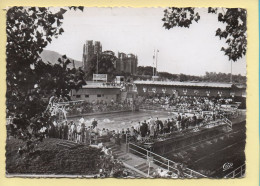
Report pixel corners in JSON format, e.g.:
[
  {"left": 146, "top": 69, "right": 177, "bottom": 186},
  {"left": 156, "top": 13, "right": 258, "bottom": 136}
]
[{"left": 82, "top": 40, "right": 102, "bottom": 72}]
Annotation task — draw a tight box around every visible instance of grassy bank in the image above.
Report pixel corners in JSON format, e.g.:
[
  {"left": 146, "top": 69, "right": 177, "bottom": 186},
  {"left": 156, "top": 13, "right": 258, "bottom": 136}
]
[{"left": 6, "top": 138, "right": 104, "bottom": 175}]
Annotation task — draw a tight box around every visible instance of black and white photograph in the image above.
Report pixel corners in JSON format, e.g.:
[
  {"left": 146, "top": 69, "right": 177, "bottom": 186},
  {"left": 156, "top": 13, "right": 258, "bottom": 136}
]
[{"left": 6, "top": 7, "right": 247, "bottom": 178}]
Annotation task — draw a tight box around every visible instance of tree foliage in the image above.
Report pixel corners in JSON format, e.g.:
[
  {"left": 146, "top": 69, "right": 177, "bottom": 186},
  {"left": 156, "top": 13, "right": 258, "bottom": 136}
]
[
  {"left": 137, "top": 66, "right": 156, "bottom": 76},
  {"left": 6, "top": 6, "right": 85, "bottom": 144},
  {"left": 162, "top": 7, "right": 247, "bottom": 62},
  {"left": 85, "top": 50, "right": 117, "bottom": 81}
]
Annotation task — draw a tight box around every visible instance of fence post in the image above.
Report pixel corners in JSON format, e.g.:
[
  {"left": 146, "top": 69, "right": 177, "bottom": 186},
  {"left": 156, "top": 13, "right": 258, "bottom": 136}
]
[
  {"left": 233, "top": 171, "right": 235, "bottom": 178},
  {"left": 168, "top": 160, "right": 169, "bottom": 171}
]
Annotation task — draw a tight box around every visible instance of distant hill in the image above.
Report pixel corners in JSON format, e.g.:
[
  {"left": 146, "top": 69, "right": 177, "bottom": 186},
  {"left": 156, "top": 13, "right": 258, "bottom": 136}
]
[{"left": 39, "top": 49, "right": 82, "bottom": 69}]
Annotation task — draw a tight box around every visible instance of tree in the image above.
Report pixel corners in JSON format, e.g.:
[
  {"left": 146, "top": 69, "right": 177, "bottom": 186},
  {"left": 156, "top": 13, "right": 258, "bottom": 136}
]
[
  {"left": 137, "top": 66, "right": 155, "bottom": 76},
  {"left": 85, "top": 50, "right": 117, "bottom": 81},
  {"left": 158, "top": 72, "right": 179, "bottom": 81},
  {"left": 6, "top": 6, "right": 84, "bottom": 150},
  {"left": 162, "top": 8, "right": 247, "bottom": 62}
]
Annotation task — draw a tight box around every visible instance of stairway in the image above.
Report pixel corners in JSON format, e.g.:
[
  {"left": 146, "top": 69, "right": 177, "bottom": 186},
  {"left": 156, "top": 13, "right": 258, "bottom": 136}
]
[
  {"left": 134, "top": 163, "right": 156, "bottom": 176},
  {"left": 57, "top": 140, "right": 83, "bottom": 149},
  {"left": 105, "top": 142, "right": 156, "bottom": 177}
]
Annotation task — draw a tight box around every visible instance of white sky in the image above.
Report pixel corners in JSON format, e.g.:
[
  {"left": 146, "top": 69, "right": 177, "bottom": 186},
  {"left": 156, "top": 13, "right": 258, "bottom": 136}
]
[{"left": 45, "top": 7, "right": 246, "bottom": 76}]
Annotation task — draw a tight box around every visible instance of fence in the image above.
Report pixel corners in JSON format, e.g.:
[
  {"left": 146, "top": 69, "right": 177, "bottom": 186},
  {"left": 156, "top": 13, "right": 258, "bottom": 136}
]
[
  {"left": 127, "top": 142, "right": 207, "bottom": 178},
  {"left": 220, "top": 114, "right": 232, "bottom": 131},
  {"left": 224, "top": 164, "right": 245, "bottom": 178}
]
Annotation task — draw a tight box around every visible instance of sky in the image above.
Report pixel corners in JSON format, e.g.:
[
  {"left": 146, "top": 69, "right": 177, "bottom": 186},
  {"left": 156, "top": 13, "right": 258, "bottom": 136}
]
[{"left": 45, "top": 7, "right": 247, "bottom": 76}]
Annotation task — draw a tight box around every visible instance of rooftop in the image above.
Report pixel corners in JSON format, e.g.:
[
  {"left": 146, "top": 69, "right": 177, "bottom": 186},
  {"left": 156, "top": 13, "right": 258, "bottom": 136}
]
[
  {"left": 82, "top": 82, "right": 121, "bottom": 89},
  {"left": 133, "top": 80, "right": 234, "bottom": 88}
]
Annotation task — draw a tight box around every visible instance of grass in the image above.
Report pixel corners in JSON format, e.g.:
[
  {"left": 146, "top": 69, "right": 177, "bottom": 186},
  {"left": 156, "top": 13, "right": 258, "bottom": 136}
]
[{"left": 6, "top": 138, "right": 105, "bottom": 175}]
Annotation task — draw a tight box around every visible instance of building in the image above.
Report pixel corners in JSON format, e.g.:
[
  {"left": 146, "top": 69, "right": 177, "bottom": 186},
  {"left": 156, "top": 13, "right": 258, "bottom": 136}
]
[
  {"left": 134, "top": 80, "right": 246, "bottom": 98},
  {"left": 82, "top": 41, "right": 138, "bottom": 75},
  {"left": 70, "top": 83, "right": 121, "bottom": 103},
  {"left": 82, "top": 40, "right": 102, "bottom": 72},
  {"left": 115, "top": 52, "right": 138, "bottom": 75}
]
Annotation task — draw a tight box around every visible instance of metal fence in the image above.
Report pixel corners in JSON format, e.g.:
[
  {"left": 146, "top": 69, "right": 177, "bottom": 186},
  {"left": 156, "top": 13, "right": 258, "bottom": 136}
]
[
  {"left": 127, "top": 142, "right": 207, "bottom": 178},
  {"left": 224, "top": 164, "right": 245, "bottom": 178}
]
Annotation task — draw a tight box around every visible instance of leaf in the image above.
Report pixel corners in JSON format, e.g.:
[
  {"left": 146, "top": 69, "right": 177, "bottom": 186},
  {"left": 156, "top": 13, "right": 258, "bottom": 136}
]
[
  {"left": 78, "top": 6, "right": 84, "bottom": 12},
  {"left": 59, "top": 8, "right": 67, "bottom": 14},
  {"left": 59, "top": 28, "right": 64, "bottom": 34},
  {"left": 57, "top": 19, "right": 62, "bottom": 27}
]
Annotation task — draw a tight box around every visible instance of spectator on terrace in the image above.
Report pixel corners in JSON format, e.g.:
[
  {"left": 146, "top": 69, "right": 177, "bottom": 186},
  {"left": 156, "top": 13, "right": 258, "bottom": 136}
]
[
  {"left": 71, "top": 122, "right": 77, "bottom": 142},
  {"left": 163, "top": 120, "right": 168, "bottom": 134},
  {"left": 140, "top": 123, "right": 146, "bottom": 138},
  {"left": 129, "top": 126, "right": 135, "bottom": 137},
  {"left": 59, "top": 123, "right": 64, "bottom": 139},
  {"left": 150, "top": 122, "right": 155, "bottom": 139},
  {"left": 135, "top": 122, "right": 141, "bottom": 133},
  {"left": 64, "top": 121, "right": 68, "bottom": 140},
  {"left": 212, "top": 112, "right": 216, "bottom": 121},
  {"left": 80, "top": 122, "right": 85, "bottom": 143},
  {"left": 181, "top": 115, "right": 186, "bottom": 130},
  {"left": 143, "top": 120, "right": 148, "bottom": 135},
  {"left": 85, "top": 127, "right": 90, "bottom": 144},
  {"left": 192, "top": 114, "right": 197, "bottom": 127},
  {"left": 77, "top": 123, "right": 81, "bottom": 143},
  {"left": 92, "top": 119, "right": 98, "bottom": 129}
]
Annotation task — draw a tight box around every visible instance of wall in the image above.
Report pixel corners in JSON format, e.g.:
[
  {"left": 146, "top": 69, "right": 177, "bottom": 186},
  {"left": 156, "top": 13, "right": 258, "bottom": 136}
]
[
  {"left": 135, "top": 84, "right": 241, "bottom": 97},
  {"left": 71, "top": 88, "right": 121, "bottom": 102}
]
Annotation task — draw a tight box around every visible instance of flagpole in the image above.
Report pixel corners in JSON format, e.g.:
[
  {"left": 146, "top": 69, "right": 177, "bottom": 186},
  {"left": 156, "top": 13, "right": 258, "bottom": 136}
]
[
  {"left": 230, "top": 61, "right": 233, "bottom": 83},
  {"left": 156, "top": 50, "right": 159, "bottom": 76},
  {"left": 96, "top": 52, "right": 99, "bottom": 75},
  {"left": 153, "top": 49, "right": 155, "bottom": 78}
]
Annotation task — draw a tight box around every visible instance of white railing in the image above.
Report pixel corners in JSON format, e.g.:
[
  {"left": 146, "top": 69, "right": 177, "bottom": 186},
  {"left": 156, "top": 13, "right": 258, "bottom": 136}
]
[
  {"left": 55, "top": 100, "right": 85, "bottom": 106},
  {"left": 220, "top": 114, "right": 232, "bottom": 131},
  {"left": 128, "top": 142, "right": 207, "bottom": 178},
  {"left": 224, "top": 164, "right": 245, "bottom": 178}
]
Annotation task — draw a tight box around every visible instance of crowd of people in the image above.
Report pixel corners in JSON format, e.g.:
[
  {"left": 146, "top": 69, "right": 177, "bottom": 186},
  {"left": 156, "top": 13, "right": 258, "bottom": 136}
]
[
  {"left": 41, "top": 108, "right": 224, "bottom": 147},
  {"left": 36, "top": 94, "right": 240, "bottom": 147},
  {"left": 142, "top": 95, "right": 237, "bottom": 115},
  {"left": 65, "top": 100, "right": 133, "bottom": 116},
  {"left": 9, "top": 95, "right": 237, "bottom": 146},
  {"left": 8, "top": 94, "right": 239, "bottom": 178}
]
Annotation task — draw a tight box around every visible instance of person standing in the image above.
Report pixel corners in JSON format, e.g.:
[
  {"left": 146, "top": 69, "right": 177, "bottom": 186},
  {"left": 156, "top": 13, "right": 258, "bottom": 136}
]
[
  {"left": 77, "top": 123, "right": 81, "bottom": 143},
  {"left": 192, "top": 114, "right": 197, "bottom": 127},
  {"left": 150, "top": 116, "right": 155, "bottom": 126},
  {"left": 140, "top": 123, "right": 146, "bottom": 139},
  {"left": 150, "top": 122, "right": 155, "bottom": 139},
  {"left": 163, "top": 120, "right": 168, "bottom": 134},
  {"left": 71, "top": 122, "right": 77, "bottom": 142},
  {"left": 143, "top": 120, "right": 148, "bottom": 137},
  {"left": 177, "top": 113, "right": 182, "bottom": 131},
  {"left": 85, "top": 127, "right": 90, "bottom": 144},
  {"left": 92, "top": 118, "right": 98, "bottom": 129},
  {"left": 64, "top": 121, "right": 69, "bottom": 140},
  {"left": 181, "top": 114, "right": 185, "bottom": 130},
  {"left": 59, "top": 123, "right": 64, "bottom": 139},
  {"left": 80, "top": 122, "right": 86, "bottom": 143}
]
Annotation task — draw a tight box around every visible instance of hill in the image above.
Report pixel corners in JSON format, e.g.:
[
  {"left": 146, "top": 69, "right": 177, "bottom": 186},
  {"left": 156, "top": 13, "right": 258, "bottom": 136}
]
[{"left": 39, "top": 49, "right": 82, "bottom": 69}]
